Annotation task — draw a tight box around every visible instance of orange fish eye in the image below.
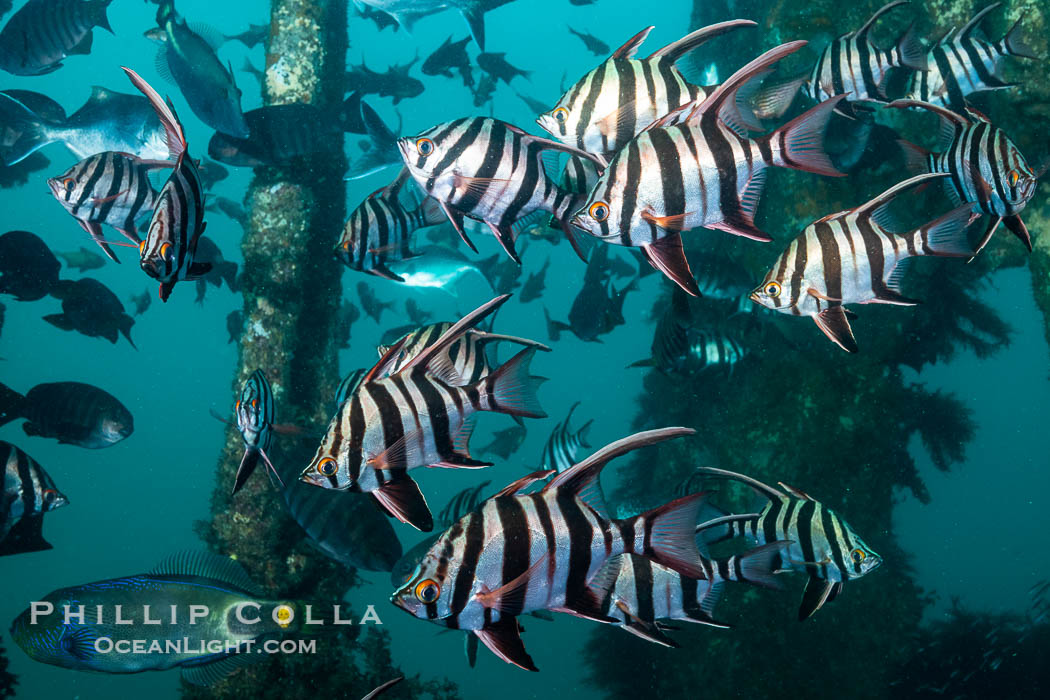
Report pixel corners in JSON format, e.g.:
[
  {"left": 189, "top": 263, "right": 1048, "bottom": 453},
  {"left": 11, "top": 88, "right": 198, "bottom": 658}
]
[
  {"left": 62, "top": 177, "right": 75, "bottom": 191},
  {"left": 588, "top": 201, "right": 609, "bottom": 222},
  {"left": 851, "top": 548, "right": 866, "bottom": 564},
  {"left": 765, "top": 281, "right": 782, "bottom": 298},
  {"left": 159, "top": 242, "right": 172, "bottom": 259},
  {"left": 317, "top": 458, "right": 337, "bottom": 477},
  {"left": 235, "top": 400, "right": 241, "bottom": 410},
  {"left": 415, "top": 138, "right": 434, "bottom": 156},
  {"left": 552, "top": 107, "right": 568, "bottom": 123},
  {"left": 251, "top": 399, "right": 257, "bottom": 408},
  {"left": 1009, "top": 170, "right": 1020, "bottom": 187},
  {"left": 138, "top": 240, "right": 146, "bottom": 254},
  {"left": 414, "top": 579, "right": 440, "bottom": 603}
]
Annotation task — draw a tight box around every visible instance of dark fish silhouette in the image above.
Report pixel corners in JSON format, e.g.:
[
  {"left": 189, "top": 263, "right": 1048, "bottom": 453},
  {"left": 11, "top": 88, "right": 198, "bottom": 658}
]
[
  {"left": 45, "top": 278, "right": 136, "bottom": 348},
  {"left": 405, "top": 298, "right": 431, "bottom": 327},
  {"left": 477, "top": 250, "right": 523, "bottom": 295},
  {"left": 0, "top": 380, "right": 134, "bottom": 448},
  {"left": 226, "top": 309, "right": 242, "bottom": 344},
  {"left": 129, "top": 289, "right": 151, "bottom": 316},
  {"left": 477, "top": 51, "right": 530, "bottom": 85},
  {"left": 479, "top": 424, "right": 526, "bottom": 460},
  {"left": 354, "top": 0, "right": 517, "bottom": 50},
  {"left": 335, "top": 302, "right": 360, "bottom": 349},
  {"left": 567, "top": 27, "right": 609, "bottom": 56},
  {"left": 0, "top": 0, "right": 113, "bottom": 76},
  {"left": 208, "top": 102, "right": 364, "bottom": 167},
  {"left": 56, "top": 247, "right": 106, "bottom": 273},
  {"left": 1, "top": 441, "right": 69, "bottom": 557},
  {"left": 519, "top": 257, "right": 550, "bottom": 303},
  {"left": 206, "top": 196, "right": 247, "bottom": 230},
  {"left": 197, "top": 159, "right": 229, "bottom": 189},
  {"left": 423, "top": 35, "right": 474, "bottom": 88},
  {"left": 471, "top": 73, "right": 497, "bottom": 107},
  {"left": 0, "top": 231, "right": 60, "bottom": 301},
  {"left": 547, "top": 245, "right": 637, "bottom": 342},
  {"left": 193, "top": 238, "right": 239, "bottom": 305},
  {"left": 224, "top": 22, "right": 267, "bottom": 48},
  {"left": 345, "top": 59, "right": 423, "bottom": 104},
  {"left": 356, "top": 281, "right": 393, "bottom": 322}
]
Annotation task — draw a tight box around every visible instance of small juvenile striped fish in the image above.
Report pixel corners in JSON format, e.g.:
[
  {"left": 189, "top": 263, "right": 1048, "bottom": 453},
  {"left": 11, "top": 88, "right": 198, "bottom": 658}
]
[
  {"left": 572, "top": 42, "right": 843, "bottom": 297},
  {"left": 336, "top": 168, "right": 447, "bottom": 281},
  {"left": 122, "top": 67, "right": 211, "bottom": 301},
  {"left": 698, "top": 467, "right": 882, "bottom": 621},
  {"left": 539, "top": 401, "right": 592, "bottom": 473},
  {"left": 231, "top": 369, "right": 280, "bottom": 496},
  {"left": 890, "top": 99, "right": 1039, "bottom": 256},
  {"left": 0, "top": 0, "right": 113, "bottom": 76},
  {"left": 751, "top": 173, "right": 975, "bottom": 352},
  {"left": 905, "top": 3, "right": 1036, "bottom": 110},
  {"left": 390, "top": 427, "right": 711, "bottom": 671},
  {"left": 398, "top": 117, "right": 604, "bottom": 262},
  {"left": 807, "top": 0, "right": 927, "bottom": 105},
  {"left": 47, "top": 152, "right": 168, "bottom": 263},
  {"left": 537, "top": 21, "right": 755, "bottom": 159},
  {"left": 301, "top": 296, "right": 547, "bottom": 532},
  {"left": 1, "top": 441, "right": 69, "bottom": 556}
]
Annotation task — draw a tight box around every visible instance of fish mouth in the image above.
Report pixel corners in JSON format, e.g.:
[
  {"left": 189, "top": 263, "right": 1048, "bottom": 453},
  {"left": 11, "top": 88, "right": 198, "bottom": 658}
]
[
  {"left": 535, "top": 116, "right": 554, "bottom": 136},
  {"left": 748, "top": 291, "right": 760, "bottom": 303}
]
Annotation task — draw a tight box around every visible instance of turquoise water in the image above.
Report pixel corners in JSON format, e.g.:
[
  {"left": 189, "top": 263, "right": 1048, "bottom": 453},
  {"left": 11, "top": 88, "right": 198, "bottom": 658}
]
[{"left": 1, "top": 1, "right": 1048, "bottom": 698}]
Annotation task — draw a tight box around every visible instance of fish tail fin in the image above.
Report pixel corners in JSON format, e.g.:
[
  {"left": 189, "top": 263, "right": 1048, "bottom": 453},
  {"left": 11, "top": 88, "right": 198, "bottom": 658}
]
[
  {"left": 459, "top": 0, "right": 515, "bottom": 51},
  {"left": 479, "top": 348, "right": 546, "bottom": 418},
  {"left": 0, "top": 382, "right": 26, "bottom": 428},
  {"left": 912, "top": 204, "right": 976, "bottom": 258},
  {"left": 1001, "top": 15, "right": 1038, "bottom": 59},
  {"left": 632, "top": 493, "right": 708, "bottom": 580},
  {"left": 94, "top": 0, "right": 115, "bottom": 34},
  {"left": 0, "top": 94, "right": 55, "bottom": 166},
  {"left": 766, "top": 95, "right": 845, "bottom": 177},
  {"left": 716, "top": 541, "right": 790, "bottom": 589},
  {"left": 894, "top": 21, "right": 928, "bottom": 71}
]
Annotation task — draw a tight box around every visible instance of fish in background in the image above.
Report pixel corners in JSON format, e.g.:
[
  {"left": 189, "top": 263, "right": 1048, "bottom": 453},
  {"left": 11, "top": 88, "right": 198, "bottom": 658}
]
[
  {"left": 335, "top": 170, "right": 446, "bottom": 281},
  {"left": 123, "top": 68, "right": 212, "bottom": 302},
  {"left": 345, "top": 100, "right": 403, "bottom": 180},
  {"left": 11, "top": 552, "right": 330, "bottom": 684},
  {"left": 573, "top": 43, "right": 844, "bottom": 296},
  {"left": 905, "top": 3, "right": 1036, "bottom": 110},
  {"left": 209, "top": 101, "right": 368, "bottom": 168},
  {"left": 391, "top": 427, "right": 712, "bottom": 671},
  {"left": 345, "top": 58, "right": 424, "bottom": 104},
  {"left": 0, "top": 90, "right": 64, "bottom": 169},
  {"left": 422, "top": 35, "right": 475, "bottom": 89},
  {"left": 356, "top": 3, "right": 400, "bottom": 32},
  {"left": 891, "top": 100, "right": 1040, "bottom": 256},
  {"left": 356, "top": 281, "right": 394, "bottom": 322},
  {"left": 56, "top": 247, "right": 106, "bottom": 273},
  {"left": 807, "top": 0, "right": 927, "bottom": 106},
  {"left": 512, "top": 89, "right": 548, "bottom": 117},
  {"left": 193, "top": 238, "right": 239, "bottom": 305},
  {"left": 546, "top": 244, "right": 637, "bottom": 343},
  {"left": 207, "top": 196, "right": 247, "bottom": 230},
  {"left": 471, "top": 73, "right": 497, "bottom": 107},
  {"left": 477, "top": 248, "right": 524, "bottom": 294},
  {"left": 567, "top": 27, "right": 609, "bottom": 56},
  {"left": 354, "top": 0, "right": 518, "bottom": 51},
  {"left": 48, "top": 151, "right": 168, "bottom": 262},
  {"left": 539, "top": 401, "right": 592, "bottom": 473},
  {"left": 225, "top": 370, "right": 280, "bottom": 495},
  {"left": 197, "top": 159, "right": 229, "bottom": 189},
  {"left": 146, "top": 0, "right": 249, "bottom": 138},
  {"left": 334, "top": 302, "right": 360, "bottom": 350},
  {"left": 1, "top": 441, "right": 69, "bottom": 557},
  {"left": 480, "top": 424, "right": 526, "bottom": 460},
  {"left": 537, "top": 21, "right": 756, "bottom": 160},
  {"left": 224, "top": 22, "right": 268, "bottom": 49},
  {"left": 0, "top": 380, "right": 133, "bottom": 448},
  {"left": 226, "top": 309, "right": 243, "bottom": 344},
  {"left": 699, "top": 467, "right": 883, "bottom": 620},
  {"left": 0, "top": 86, "right": 169, "bottom": 165},
  {"left": 388, "top": 245, "right": 495, "bottom": 293},
  {"left": 404, "top": 298, "right": 431, "bottom": 327},
  {"left": 0, "top": 231, "right": 61, "bottom": 301},
  {"left": 44, "top": 278, "right": 136, "bottom": 348},
  {"left": 519, "top": 257, "right": 550, "bottom": 303},
  {"left": 751, "top": 174, "right": 974, "bottom": 353},
  {"left": 399, "top": 117, "right": 603, "bottom": 261},
  {"left": 477, "top": 51, "right": 530, "bottom": 85},
  {"left": 301, "top": 296, "right": 546, "bottom": 531},
  {"left": 0, "top": 0, "right": 113, "bottom": 76},
  {"left": 130, "top": 288, "right": 151, "bottom": 316},
  {"left": 240, "top": 57, "right": 265, "bottom": 85}
]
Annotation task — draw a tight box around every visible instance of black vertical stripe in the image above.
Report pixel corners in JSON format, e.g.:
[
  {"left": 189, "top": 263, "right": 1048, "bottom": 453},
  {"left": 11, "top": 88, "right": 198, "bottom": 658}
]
[
  {"left": 796, "top": 500, "right": 819, "bottom": 578},
  {"left": 496, "top": 498, "right": 530, "bottom": 617},
  {"left": 449, "top": 512, "right": 485, "bottom": 628},
  {"left": 558, "top": 489, "right": 592, "bottom": 604},
  {"left": 412, "top": 371, "right": 452, "bottom": 458}
]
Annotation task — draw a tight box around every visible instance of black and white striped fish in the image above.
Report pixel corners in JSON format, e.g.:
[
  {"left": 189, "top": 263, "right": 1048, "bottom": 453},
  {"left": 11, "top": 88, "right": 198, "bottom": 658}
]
[
  {"left": 697, "top": 467, "right": 882, "bottom": 621},
  {"left": 539, "top": 401, "right": 592, "bottom": 474},
  {"left": 1, "top": 441, "right": 69, "bottom": 557},
  {"left": 572, "top": 42, "right": 843, "bottom": 297},
  {"left": 0, "top": 0, "right": 113, "bottom": 76},
  {"left": 301, "top": 296, "right": 547, "bottom": 532},
  {"left": 891, "top": 99, "right": 1039, "bottom": 256},
  {"left": 905, "top": 3, "right": 1036, "bottom": 110},
  {"left": 336, "top": 169, "right": 447, "bottom": 281},
  {"left": 751, "top": 173, "right": 975, "bottom": 352},
  {"left": 122, "top": 67, "right": 211, "bottom": 302},
  {"left": 334, "top": 369, "right": 367, "bottom": 409},
  {"left": 398, "top": 117, "right": 604, "bottom": 262},
  {"left": 537, "top": 22, "right": 756, "bottom": 159},
  {"left": 807, "top": 0, "right": 927, "bottom": 105},
  {"left": 390, "top": 427, "right": 711, "bottom": 671},
  {"left": 47, "top": 151, "right": 168, "bottom": 263},
  {"left": 230, "top": 369, "right": 280, "bottom": 496}
]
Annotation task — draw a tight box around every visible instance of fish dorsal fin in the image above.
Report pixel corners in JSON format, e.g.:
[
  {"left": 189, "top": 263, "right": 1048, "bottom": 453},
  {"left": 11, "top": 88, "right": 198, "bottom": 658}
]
[
  {"left": 151, "top": 551, "right": 261, "bottom": 594},
  {"left": 363, "top": 336, "right": 408, "bottom": 383},
  {"left": 521, "top": 132, "right": 605, "bottom": 169},
  {"left": 401, "top": 295, "right": 511, "bottom": 372},
  {"left": 189, "top": 21, "right": 226, "bottom": 51},
  {"left": 854, "top": 172, "right": 948, "bottom": 223},
  {"left": 87, "top": 86, "right": 113, "bottom": 104},
  {"left": 963, "top": 106, "right": 992, "bottom": 123},
  {"left": 612, "top": 26, "right": 654, "bottom": 59},
  {"left": 855, "top": 0, "right": 908, "bottom": 41},
  {"left": 494, "top": 470, "right": 555, "bottom": 497},
  {"left": 646, "top": 20, "right": 756, "bottom": 63},
  {"left": 122, "top": 67, "right": 186, "bottom": 159},
  {"left": 887, "top": 99, "right": 970, "bottom": 149},
  {"left": 545, "top": 428, "right": 696, "bottom": 517},
  {"left": 957, "top": 2, "right": 1000, "bottom": 41},
  {"left": 696, "top": 466, "right": 786, "bottom": 502},
  {"left": 778, "top": 482, "right": 816, "bottom": 501}
]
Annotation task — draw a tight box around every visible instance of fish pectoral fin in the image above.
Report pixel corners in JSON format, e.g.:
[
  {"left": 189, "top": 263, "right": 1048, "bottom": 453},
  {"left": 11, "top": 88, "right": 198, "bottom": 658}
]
[
  {"left": 368, "top": 265, "right": 405, "bottom": 283},
  {"left": 366, "top": 431, "right": 420, "bottom": 471},
  {"left": 42, "top": 313, "right": 74, "bottom": 331},
  {"left": 90, "top": 189, "right": 132, "bottom": 205},
  {"left": 474, "top": 618, "right": 538, "bottom": 672},
  {"left": 372, "top": 477, "right": 434, "bottom": 532},
  {"left": 641, "top": 235, "right": 701, "bottom": 297},
  {"left": 474, "top": 555, "right": 548, "bottom": 613},
  {"left": 640, "top": 207, "right": 693, "bottom": 231},
  {"left": 187, "top": 262, "right": 212, "bottom": 279},
  {"left": 812, "top": 307, "right": 859, "bottom": 353},
  {"left": 805, "top": 287, "right": 841, "bottom": 302},
  {"left": 452, "top": 173, "right": 513, "bottom": 198},
  {"left": 798, "top": 578, "right": 837, "bottom": 621}
]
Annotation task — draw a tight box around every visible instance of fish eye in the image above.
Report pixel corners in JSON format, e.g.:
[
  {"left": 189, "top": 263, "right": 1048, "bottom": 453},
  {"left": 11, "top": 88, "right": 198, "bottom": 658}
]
[
  {"left": 851, "top": 548, "right": 866, "bottom": 564},
  {"left": 1009, "top": 170, "right": 1020, "bottom": 187},
  {"left": 251, "top": 399, "right": 257, "bottom": 408},
  {"left": 43, "top": 488, "right": 56, "bottom": 504},
  {"left": 317, "top": 458, "right": 338, "bottom": 477},
  {"left": 589, "top": 201, "right": 609, "bottom": 222},
  {"left": 138, "top": 240, "right": 146, "bottom": 254},
  {"left": 62, "top": 177, "right": 75, "bottom": 191},
  {"left": 765, "top": 281, "right": 782, "bottom": 298},
  {"left": 552, "top": 107, "right": 568, "bottom": 123},
  {"left": 235, "top": 400, "right": 241, "bottom": 410},
  {"left": 160, "top": 242, "right": 173, "bottom": 260},
  {"left": 414, "top": 579, "right": 440, "bottom": 603},
  {"left": 416, "top": 138, "right": 434, "bottom": 156}
]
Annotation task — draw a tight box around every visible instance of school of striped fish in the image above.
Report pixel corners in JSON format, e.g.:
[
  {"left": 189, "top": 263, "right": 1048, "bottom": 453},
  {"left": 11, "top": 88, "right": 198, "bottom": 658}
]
[{"left": 1, "top": 0, "right": 1046, "bottom": 687}]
